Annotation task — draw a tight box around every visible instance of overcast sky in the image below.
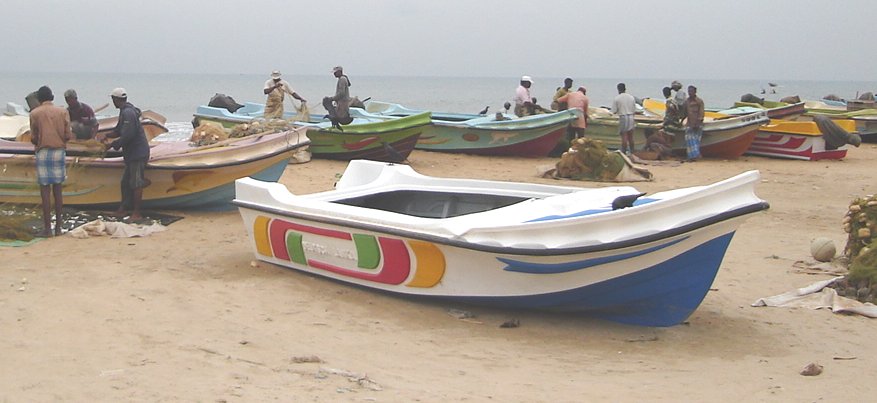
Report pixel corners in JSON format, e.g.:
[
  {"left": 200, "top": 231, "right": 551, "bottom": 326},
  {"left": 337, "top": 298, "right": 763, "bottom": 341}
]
[{"left": 2, "top": 0, "right": 875, "bottom": 81}]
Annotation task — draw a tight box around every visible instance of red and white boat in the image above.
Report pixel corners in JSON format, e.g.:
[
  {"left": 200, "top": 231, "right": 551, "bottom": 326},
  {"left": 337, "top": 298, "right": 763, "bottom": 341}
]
[{"left": 747, "top": 119, "right": 857, "bottom": 160}]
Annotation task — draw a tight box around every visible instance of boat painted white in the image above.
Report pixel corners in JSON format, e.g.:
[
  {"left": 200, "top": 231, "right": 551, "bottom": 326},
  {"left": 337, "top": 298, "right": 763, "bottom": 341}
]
[{"left": 234, "top": 160, "right": 768, "bottom": 326}]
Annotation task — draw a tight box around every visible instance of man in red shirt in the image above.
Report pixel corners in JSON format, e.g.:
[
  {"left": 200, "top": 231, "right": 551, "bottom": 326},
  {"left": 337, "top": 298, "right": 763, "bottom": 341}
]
[
  {"left": 64, "top": 89, "right": 99, "bottom": 140},
  {"left": 29, "top": 86, "right": 74, "bottom": 237}
]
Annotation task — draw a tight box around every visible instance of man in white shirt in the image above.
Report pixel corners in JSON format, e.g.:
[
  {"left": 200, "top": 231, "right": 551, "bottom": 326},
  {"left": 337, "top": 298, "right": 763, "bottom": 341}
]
[
  {"left": 263, "top": 70, "right": 306, "bottom": 119},
  {"left": 612, "top": 82, "right": 637, "bottom": 155},
  {"left": 514, "top": 76, "right": 534, "bottom": 116}
]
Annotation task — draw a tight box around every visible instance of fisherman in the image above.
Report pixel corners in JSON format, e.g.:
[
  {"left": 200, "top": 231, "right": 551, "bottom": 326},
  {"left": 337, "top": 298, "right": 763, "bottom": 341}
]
[
  {"left": 683, "top": 85, "right": 705, "bottom": 161},
  {"left": 551, "top": 77, "right": 574, "bottom": 110},
  {"left": 556, "top": 86, "right": 589, "bottom": 138},
  {"left": 64, "top": 89, "right": 99, "bottom": 140},
  {"left": 96, "top": 88, "right": 151, "bottom": 220},
  {"left": 29, "top": 86, "right": 74, "bottom": 237},
  {"left": 662, "top": 86, "right": 683, "bottom": 130},
  {"left": 612, "top": 83, "right": 637, "bottom": 155},
  {"left": 263, "top": 70, "right": 306, "bottom": 119},
  {"left": 322, "top": 66, "right": 352, "bottom": 130},
  {"left": 514, "top": 76, "right": 535, "bottom": 116}
]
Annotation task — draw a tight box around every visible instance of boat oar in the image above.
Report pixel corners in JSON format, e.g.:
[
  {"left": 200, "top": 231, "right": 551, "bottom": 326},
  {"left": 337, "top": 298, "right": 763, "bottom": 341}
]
[{"left": 93, "top": 103, "right": 110, "bottom": 114}]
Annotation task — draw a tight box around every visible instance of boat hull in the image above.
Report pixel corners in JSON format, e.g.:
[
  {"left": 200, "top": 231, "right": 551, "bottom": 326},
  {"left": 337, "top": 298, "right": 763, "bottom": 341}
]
[
  {"left": 237, "top": 205, "right": 747, "bottom": 326},
  {"left": 415, "top": 112, "right": 576, "bottom": 157},
  {"left": 747, "top": 119, "right": 855, "bottom": 160}
]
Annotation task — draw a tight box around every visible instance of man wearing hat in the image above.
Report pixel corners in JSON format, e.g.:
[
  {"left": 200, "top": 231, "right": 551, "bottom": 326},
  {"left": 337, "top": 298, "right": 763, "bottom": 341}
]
[
  {"left": 670, "top": 80, "right": 687, "bottom": 116},
  {"left": 64, "top": 89, "right": 99, "bottom": 140},
  {"left": 514, "top": 76, "right": 534, "bottom": 116},
  {"left": 263, "top": 70, "right": 306, "bottom": 119},
  {"left": 98, "top": 88, "right": 150, "bottom": 220},
  {"left": 323, "top": 66, "right": 352, "bottom": 129},
  {"left": 29, "top": 85, "right": 74, "bottom": 237}
]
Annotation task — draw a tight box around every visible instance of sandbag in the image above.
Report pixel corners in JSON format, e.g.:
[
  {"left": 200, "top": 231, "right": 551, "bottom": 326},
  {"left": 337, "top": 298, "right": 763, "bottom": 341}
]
[
  {"left": 208, "top": 93, "right": 244, "bottom": 113},
  {"left": 779, "top": 95, "right": 801, "bottom": 104},
  {"left": 740, "top": 93, "right": 764, "bottom": 104}
]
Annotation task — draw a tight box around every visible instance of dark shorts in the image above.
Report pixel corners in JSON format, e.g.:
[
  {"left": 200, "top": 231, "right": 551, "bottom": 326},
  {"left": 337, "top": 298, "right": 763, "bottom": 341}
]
[
  {"left": 122, "top": 160, "right": 148, "bottom": 189},
  {"left": 35, "top": 148, "right": 66, "bottom": 185}
]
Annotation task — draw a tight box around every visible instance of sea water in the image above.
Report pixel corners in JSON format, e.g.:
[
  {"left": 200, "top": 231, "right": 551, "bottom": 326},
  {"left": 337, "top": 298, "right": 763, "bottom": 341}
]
[{"left": 2, "top": 72, "right": 875, "bottom": 124}]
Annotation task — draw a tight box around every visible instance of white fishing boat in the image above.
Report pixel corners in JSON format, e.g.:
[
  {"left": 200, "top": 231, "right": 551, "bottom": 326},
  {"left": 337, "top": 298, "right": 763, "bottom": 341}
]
[{"left": 234, "top": 160, "right": 769, "bottom": 326}]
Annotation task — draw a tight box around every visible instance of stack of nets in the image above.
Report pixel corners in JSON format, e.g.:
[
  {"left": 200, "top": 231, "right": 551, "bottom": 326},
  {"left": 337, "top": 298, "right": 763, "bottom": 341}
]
[
  {"left": 554, "top": 138, "right": 625, "bottom": 181},
  {"left": 832, "top": 195, "right": 877, "bottom": 302},
  {"left": 229, "top": 119, "right": 296, "bottom": 139},
  {"left": 190, "top": 123, "right": 229, "bottom": 146}
]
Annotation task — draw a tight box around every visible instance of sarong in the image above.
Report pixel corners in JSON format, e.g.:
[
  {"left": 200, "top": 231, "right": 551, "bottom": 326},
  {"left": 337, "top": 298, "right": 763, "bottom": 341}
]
[
  {"left": 685, "top": 127, "right": 703, "bottom": 159},
  {"left": 35, "top": 148, "right": 66, "bottom": 185},
  {"left": 618, "top": 115, "right": 635, "bottom": 133}
]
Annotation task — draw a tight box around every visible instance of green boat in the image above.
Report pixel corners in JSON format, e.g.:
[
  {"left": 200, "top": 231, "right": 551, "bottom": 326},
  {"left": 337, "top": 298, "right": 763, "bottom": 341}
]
[{"left": 193, "top": 102, "right": 430, "bottom": 162}]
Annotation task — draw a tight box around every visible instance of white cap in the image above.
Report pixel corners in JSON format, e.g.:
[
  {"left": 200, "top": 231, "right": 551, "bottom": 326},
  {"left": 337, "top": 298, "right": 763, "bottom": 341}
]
[
  {"left": 332, "top": 66, "right": 343, "bottom": 73},
  {"left": 110, "top": 88, "right": 127, "bottom": 98},
  {"left": 271, "top": 70, "right": 282, "bottom": 79},
  {"left": 521, "top": 75, "right": 533, "bottom": 83}
]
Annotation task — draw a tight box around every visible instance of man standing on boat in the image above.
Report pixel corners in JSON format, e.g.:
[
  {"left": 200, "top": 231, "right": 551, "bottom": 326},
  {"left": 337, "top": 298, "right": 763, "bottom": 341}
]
[
  {"left": 514, "top": 76, "right": 535, "bottom": 116},
  {"left": 29, "top": 85, "right": 74, "bottom": 237},
  {"left": 263, "top": 70, "right": 306, "bottom": 119},
  {"left": 556, "top": 86, "right": 589, "bottom": 139},
  {"left": 551, "top": 77, "right": 573, "bottom": 111},
  {"left": 64, "top": 89, "right": 99, "bottom": 140},
  {"left": 683, "top": 85, "right": 705, "bottom": 161},
  {"left": 97, "top": 88, "right": 150, "bottom": 220},
  {"left": 323, "top": 65, "right": 352, "bottom": 130},
  {"left": 612, "top": 83, "right": 637, "bottom": 155}
]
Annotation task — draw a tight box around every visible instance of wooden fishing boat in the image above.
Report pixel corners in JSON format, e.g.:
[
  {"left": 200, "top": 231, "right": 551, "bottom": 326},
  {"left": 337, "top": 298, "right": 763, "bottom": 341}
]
[
  {"left": 747, "top": 119, "right": 857, "bottom": 160},
  {"left": 665, "top": 112, "right": 768, "bottom": 159},
  {"left": 0, "top": 128, "right": 310, "bottom": 209},
  {"left": 234, "top": 160, "right": 769, "bottom": 327},
  {"left": 354, "top": 101, "right": 578, "bottom": 157},
  {"left": 587, "top": 105, "right": 767, "bottom": 159},
  {"left": 193, "top": 102, "right": 428, "bottom": 162}
]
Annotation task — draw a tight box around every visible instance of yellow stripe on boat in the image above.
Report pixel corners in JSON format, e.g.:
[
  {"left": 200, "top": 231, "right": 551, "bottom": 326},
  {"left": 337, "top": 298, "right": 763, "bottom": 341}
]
[
  {"left": 405, "top": 240, "right": 445, "bottom": 288},
  {"left": 254, "top": 216, "right": 273, "bottom": 257}
]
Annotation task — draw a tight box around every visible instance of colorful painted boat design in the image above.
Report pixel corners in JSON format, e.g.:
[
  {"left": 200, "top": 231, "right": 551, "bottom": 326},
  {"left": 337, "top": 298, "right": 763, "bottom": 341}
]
[
  {"left": 235, "top": 160, "right": 769, "bottom": 326},
  {"left": 0, "top": 128, "right": 310, "bottom": 208},
  {"left": 747, "top": 119, "right": 856, "bottom": 160}
]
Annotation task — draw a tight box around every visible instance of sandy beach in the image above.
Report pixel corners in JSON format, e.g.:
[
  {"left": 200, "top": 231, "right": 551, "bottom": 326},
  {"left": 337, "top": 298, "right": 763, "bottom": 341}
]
[{"left": 3, "top": 144, "right": 876, "bottom": 402}]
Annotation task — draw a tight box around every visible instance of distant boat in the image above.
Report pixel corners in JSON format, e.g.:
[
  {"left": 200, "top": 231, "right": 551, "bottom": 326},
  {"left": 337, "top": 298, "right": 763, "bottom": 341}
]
[
  {"left": 234, "top": 159, "right": 769, "bottom": 326},
  {"left": 355, "top": 100, "right": 578, "bottom": 157}
]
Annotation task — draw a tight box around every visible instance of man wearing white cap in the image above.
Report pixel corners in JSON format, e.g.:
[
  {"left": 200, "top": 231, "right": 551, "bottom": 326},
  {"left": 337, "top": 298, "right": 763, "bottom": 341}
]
[
  {"left": 323, "top": 66, "right": 352, "bottom": 129},
  {"left": 263, "top": 70, "right": 306, "bottom": 119},
  {"left": 514, "top": 76, "right": 534, "bottom": 116},
  {"left": 98, "top": 87, "right": 150, "bottom": 220}
]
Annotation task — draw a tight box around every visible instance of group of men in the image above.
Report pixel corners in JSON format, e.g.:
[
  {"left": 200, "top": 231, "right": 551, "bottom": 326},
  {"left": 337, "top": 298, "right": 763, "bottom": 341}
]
[
  {"left": 28, "top": 86, "right": 151, "bottom": 237},
  {"left": 515, "top": 75, "right": 705, "bottom": 160}
]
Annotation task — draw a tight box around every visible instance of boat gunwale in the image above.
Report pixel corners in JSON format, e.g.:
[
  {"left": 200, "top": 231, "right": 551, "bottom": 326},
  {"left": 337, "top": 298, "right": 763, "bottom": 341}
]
[{"left": 232, "top": 199, "right": 769, "bottom": 256}]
